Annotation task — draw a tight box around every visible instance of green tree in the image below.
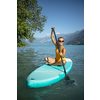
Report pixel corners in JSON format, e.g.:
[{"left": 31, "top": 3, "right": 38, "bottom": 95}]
[{"left": 17, "top": 0, "right": 47, "bottom": 47}]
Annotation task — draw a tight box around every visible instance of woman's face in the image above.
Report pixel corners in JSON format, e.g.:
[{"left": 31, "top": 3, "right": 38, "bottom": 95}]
[{"left": 58, "top": 38, "right": 64, "bottom": 46}]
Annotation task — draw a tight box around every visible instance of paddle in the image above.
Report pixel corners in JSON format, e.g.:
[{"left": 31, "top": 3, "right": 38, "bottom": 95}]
[{"left": 52, "top": 28, "right": 70, "bottom": 80}]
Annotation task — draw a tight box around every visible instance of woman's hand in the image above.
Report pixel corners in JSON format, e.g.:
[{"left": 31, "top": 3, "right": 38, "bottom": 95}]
[
  {"left": 59, "top": 52, "right": 63, "bottom": 56},
  {"left": 51, "top": 26, "right": 55, "bottom": 29}
]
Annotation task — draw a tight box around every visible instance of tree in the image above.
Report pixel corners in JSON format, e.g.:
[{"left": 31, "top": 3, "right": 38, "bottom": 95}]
[{"left": 17, "top": 0, "right": 47, "bottom": 47}]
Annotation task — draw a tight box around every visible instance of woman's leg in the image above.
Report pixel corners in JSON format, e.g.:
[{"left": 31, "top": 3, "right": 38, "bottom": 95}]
[
  {"left": 45, "top": 57, "right": 66, "bottom": 66},
  {"left": 45, "top": 57, "right": 56, "bottom": 65},
  {"left": 53, "top": 60, "right": 66, "bottom": 66}
]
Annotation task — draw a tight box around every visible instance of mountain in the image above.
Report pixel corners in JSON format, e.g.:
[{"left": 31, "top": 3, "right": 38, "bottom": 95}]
[
  {"left": 65, "top": 30, "right": 84, "bottom": 45},
  {"left": 27, "top": 29, "right": 84, "bottom": 45},
  {"left": 32, "top": 36, "right": 53, "bottom": 45},
  {"left": 64, "top": 29, "right": 84, "bottom": 45}
]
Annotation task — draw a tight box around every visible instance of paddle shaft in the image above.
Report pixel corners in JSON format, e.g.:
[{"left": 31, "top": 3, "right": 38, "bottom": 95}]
[{"left": 52, "top": 28, "right": 67, "bottom": 77}]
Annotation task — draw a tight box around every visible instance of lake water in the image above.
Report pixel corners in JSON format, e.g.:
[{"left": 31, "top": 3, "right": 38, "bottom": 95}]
[{"left": 17, "top": 45, "right": 84, "bottom": 100}]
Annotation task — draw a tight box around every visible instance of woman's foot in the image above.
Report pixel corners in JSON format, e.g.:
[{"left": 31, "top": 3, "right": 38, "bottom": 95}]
[
  {"left": 44, "top": 57, "right": 56, "bottom": 65},
  {"left": 46, "top": 62, "right": 53, "bottom": 65},
  {"left": 46, "top": 62, "right": 50, "bottom": 65}
]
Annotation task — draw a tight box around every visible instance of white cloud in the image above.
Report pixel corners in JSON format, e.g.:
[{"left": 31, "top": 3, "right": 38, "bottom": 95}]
[
  {"left": 56, "top": 32, "right": 60, "bottom": 35},
  {"left": 46, "top": 33, "right": 50, "bottom": 36},
  {"left": 46, "top": 32, "right": 60, "bottom": 36}
]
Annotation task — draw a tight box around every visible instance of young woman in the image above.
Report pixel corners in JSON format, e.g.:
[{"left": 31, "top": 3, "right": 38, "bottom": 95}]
[{"left": 45, "top": 26, "right": 66, "bottom": 66}]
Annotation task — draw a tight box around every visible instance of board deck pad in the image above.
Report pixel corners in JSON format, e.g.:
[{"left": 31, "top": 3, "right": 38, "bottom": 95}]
[{"left": 27, "top": 58, "right": 73, "bottom": 88}]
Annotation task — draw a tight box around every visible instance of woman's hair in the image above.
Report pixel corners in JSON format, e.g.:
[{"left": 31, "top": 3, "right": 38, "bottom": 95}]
[{"left": 58, "top": 37, "right": 64, "bottom": 40}]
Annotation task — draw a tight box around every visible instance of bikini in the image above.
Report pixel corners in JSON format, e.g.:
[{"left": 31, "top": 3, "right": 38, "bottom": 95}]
[{"left": 55, "top": 46, "right": 66, "bottom": 62}]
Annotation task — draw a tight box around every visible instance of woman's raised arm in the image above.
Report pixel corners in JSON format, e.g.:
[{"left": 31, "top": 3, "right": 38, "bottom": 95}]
[{"left": 51, "top": 26, "right": 56, "bottom": 46}]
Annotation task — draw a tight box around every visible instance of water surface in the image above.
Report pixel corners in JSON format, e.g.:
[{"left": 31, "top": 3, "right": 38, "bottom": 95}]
[{"left": 17, "top": 45, "right": 84, "bottom": 100}]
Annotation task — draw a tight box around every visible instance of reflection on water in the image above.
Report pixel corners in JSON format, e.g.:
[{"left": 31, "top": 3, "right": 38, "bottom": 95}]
[{"left": 17, "top": 45, "right": 84, "bottom": 100}]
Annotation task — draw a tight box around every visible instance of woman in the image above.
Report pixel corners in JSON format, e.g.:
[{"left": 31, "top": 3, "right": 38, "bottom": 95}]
[{"left": 45, "top": 26, "right": 66, "bottom": 66}]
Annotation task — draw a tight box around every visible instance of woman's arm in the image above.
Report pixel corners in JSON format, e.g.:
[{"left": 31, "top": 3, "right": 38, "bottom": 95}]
[{"left": 51, "top": 26, "right": 56, "bottom": 46}]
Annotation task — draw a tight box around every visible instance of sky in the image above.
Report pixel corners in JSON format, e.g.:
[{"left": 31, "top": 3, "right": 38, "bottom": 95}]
[{"left": 34, "top": 0, "right": 84, "bottom": 38}]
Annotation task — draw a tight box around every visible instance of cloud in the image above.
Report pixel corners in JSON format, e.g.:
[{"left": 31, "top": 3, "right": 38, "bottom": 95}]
[
  {"left": 46, "top": 33, "right": 50, "bottom": 36},
  {"left": 56, "top": 32, "right": 60, "bottom": 35},
  {"left": 46, "top": 32, "right": 60, "bottom": 36}
]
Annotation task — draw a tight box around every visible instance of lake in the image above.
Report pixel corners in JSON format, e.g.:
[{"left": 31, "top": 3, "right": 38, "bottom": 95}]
[{"left": 17, "top": 45, "right": 84, "bottom": 100}]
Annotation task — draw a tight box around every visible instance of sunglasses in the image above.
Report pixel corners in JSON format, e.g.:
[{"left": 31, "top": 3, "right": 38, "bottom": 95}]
[{"left": 58, "top": 40, "right": 64, "bottom": 42}]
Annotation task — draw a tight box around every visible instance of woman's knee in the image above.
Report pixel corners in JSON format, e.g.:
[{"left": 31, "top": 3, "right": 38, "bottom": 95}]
[
  {"left": 44, "top": 57, "right": 50, "bottom": 62},
  {"left": 44, "top": 57, "right": 47, "bottom": 61}
]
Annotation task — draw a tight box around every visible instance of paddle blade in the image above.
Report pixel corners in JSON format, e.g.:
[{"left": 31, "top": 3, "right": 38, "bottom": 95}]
[
  {"left": 65, "top": 80, "right": 75, "bottom": 85},
  {"left": 65, "top": 74, "right": 70, "bottom": 80}
]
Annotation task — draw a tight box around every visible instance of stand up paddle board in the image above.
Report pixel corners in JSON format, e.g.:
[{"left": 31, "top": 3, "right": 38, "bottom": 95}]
[{"left": 27, "top": 58, "right": 73, "bottom": 88}]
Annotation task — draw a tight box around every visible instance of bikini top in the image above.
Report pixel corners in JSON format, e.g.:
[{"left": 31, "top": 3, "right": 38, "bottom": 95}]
[{"left": 55, "top": 46, "right": 65, "bottom": 61}]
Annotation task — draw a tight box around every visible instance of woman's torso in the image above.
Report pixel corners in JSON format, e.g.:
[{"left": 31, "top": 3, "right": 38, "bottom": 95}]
[{"left": 55, "top": 46, "right": 66, "bottom": 62}]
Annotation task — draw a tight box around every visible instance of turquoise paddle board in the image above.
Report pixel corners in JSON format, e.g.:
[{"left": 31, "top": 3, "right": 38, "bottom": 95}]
[{"left": 26, "top": 58, "right": 73, "bottom": 88}]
